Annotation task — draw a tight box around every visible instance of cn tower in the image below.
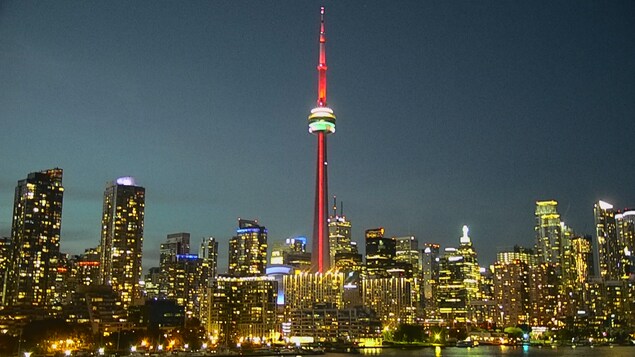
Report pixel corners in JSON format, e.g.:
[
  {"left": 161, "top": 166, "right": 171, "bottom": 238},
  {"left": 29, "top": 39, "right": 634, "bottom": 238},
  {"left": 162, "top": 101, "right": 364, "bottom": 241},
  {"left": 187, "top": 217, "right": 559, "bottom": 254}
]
[{"left": 309, "top": 7, "right": 336, "bottom": 273}]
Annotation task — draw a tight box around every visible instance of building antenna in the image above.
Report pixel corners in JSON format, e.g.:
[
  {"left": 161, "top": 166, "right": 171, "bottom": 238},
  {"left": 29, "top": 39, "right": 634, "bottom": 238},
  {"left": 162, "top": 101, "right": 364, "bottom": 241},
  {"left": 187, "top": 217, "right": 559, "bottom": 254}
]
[{"left": 333, "top": 195, "right": 337, "bottom": 217}]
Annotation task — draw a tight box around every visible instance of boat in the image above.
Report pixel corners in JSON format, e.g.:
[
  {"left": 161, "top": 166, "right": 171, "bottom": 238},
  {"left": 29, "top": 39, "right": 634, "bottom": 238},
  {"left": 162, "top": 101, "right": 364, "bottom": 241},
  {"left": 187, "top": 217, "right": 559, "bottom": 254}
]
[{"left": 456, "top": 339, "right": 476, "bottom": 348}]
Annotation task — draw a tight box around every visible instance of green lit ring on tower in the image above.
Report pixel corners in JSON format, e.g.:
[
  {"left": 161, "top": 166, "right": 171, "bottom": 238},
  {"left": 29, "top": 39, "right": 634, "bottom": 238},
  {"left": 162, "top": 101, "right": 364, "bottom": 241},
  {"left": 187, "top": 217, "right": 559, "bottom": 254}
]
[{"left": 308, "top": 107, "right": 336, "bottom": 134}]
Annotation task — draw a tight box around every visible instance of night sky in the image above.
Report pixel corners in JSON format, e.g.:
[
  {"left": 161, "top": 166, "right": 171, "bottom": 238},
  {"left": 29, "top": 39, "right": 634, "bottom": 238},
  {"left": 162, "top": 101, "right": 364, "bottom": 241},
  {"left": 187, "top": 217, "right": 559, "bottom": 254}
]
[{"left": 1, "top": 1, "right": 634, "bottom": 272}]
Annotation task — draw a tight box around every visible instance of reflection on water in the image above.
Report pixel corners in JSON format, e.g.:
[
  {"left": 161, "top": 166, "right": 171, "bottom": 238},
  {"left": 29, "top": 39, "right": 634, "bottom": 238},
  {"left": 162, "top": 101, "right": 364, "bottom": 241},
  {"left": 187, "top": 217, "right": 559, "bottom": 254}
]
[
  {"left": 359, "top": 347, "right": 383, "bottom": 355},
  {"left": 353, "top": 345, "right": 635, "bottom": 356}
]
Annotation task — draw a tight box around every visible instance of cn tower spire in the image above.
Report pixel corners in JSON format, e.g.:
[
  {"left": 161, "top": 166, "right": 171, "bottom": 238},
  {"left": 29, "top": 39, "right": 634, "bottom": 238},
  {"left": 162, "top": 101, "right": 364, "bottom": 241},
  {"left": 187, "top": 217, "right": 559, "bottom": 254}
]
[
  {"left": 309, "top": 7, "right": 337, "bottom": 273},
  {"left": 317, "top": 6, "right": 327, "bottom": 107}
]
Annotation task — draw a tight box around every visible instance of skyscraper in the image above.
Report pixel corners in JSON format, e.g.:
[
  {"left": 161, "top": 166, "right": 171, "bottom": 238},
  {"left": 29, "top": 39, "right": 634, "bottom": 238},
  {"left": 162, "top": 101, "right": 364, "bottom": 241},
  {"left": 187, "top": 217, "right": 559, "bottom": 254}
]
[
  {"left": 421, "top": 243, "right": 440, "bottom": 317},
  {"left": 73, "top": 247, "right": 101, "bottom": 288},
  {"left": 160, "top": 232, "right": 191, "bottom": 298},
  {"left": 594, "top": 200, "right": 619, "bottom": 279},
  {"left": 535, "top": 200, "right": 562, "bottom": 265},
  {"left": 99, "top": 176, "right": 145, "bottom": 308},
  {"left": 365, "top": 228, "right": 396, "bottom": 278},
  {"left": 199, "top": 236, "right": 219, "bottom": 281},
  {"left": 0, "top": 237, "right": 10, "bottom": 306},
  {"left": 394, "top": 236, "right": 420, "bottom": 277},
  {"left": 228, "top": 219, "right": 268, "bottom": 277},
  {"left": 160, "top": 233, "right": 191, "bottom": 304},
  {"left": 437, "top": 226, "right": 480, "bottom": 323},
  {"left": 6, "top": 168, "right": 64, "bottom": 308},
  {"left": 161, "top": 233, "right": 190, "bottom": 265},
  {"left": 309, "top": 7, "right": 337, "bottom": 273},
  {"left": 493, "top": 250, "right": 531, "bottom": 326},
  {"left": 328, "top": 196, "right": 353, "bottom": 268},
  {"left": 212, "top": 221, "right": 275, "bottom": 346},
  {"left": 571, "top": 235, "right": 593, "bottom": 284},
  {"left": 362, "top": 276, "right": 419, "bottom": 327},
  {"left": 209, "top": 276, "right": 277, "bottom": 346},
  {"left": 529, "top": 263, "right": 558, "bottom": 327},
  {"left": 283, "top": 270, "right": 345, "bottom": 311},
  {"left": 616, "top": 210, "right": 635, "bottom": 278}
]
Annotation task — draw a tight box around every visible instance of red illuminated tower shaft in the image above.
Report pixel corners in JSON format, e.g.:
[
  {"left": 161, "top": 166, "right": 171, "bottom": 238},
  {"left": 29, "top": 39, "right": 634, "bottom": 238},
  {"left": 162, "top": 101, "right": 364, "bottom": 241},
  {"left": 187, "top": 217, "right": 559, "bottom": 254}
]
[
  {"left": 314, "top": 131, "right": 328, "bottom": 272},
  {"left": 308, "top": 7, "right": 336, "bottom": 273}
]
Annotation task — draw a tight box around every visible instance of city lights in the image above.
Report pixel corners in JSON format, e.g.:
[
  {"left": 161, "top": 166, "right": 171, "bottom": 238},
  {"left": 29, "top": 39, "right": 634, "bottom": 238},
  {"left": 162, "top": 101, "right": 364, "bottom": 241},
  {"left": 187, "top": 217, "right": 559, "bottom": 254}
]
[{"left": 1, "top": 4, "right": 635, "bottom": 355}]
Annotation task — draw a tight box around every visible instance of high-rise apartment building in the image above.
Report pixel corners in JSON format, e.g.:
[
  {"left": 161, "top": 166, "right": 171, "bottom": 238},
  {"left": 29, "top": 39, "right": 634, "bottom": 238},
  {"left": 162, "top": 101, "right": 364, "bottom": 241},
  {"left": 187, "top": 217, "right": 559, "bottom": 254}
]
[
  {"left": 99, "top": 176, "right": 145, "bottom": 309},
  {"left": 571, "top": 235, "right": 593, "bottom": 284},
  {"left": 158, "top": 234, "right": 218, "bottom": 322},
  {"left": 209, "top": 276, "right": 277, "bottom": 346},
  {"left": 283, "top": 270, "right": 344, "bottom": 312},
  {"left": 228, "top": 219, "right": 268, "bottom": 277},
  {"left": 160, "top": 232, "right": 191, "bottom": 298},
  {"left": 421, "top": 243, "right": 440, "bottom": 317},
  {"left": 365, "top": 228, "right": 396, "bottom": 278},
  {"left": 6, "top": 168, "right": 64, "bottom": 308},
  {"left": 143, "top": 267, "right": 161, "bottom": 299},
  {"left": 582, "top": 279, "right": 632, "bottom": 330},
  {"left": 594, "top": 200, "right": 620, "bottom": 279},
  {"left": 161, "top": 233, "right": 190, "bottom": 266},
  {"left": 210, "top": 220, "right": 276, "bottom": 346},
  {"left": 557, "top": 222, "right": 579, "bottom": 318},
  {"left": 287, "top": 303, "right": 382, "bottom": 345},
  {"left": 493, "top": 258, "right": 530, "bottom": 326},
  {"left": 362, "top": 276, "right": 419, "bottom": 327},
  {"left": 199, "top": 237, "right": 220, "bottom": 324},
  {"left": 168, "top": 253, "right": 203, "bottom": 319},
  {"left": 394, "top": 236, "right": 420, "bottom": 277},
  {"left": 0, "top": 237, "right": 11, "bottom": 306},
  {"left": 535, "top": 200, "right": 562, "bottom": 265},
  {"left": 74, "top": 247, "right": 101, "bottom": 288},
  {"left": 616, "top": 210, "right": 635, "bottom": 278},
  {"left": 328, "top": 197, "right": 353, "bottom": 268},
  {"left": 199, "top": 236, "right": 219, "bottom": 282},
  {"left": 53, "top": 249, "right": 100, "bottom": 307},
  {"left": 529, "top": 263, "right": 558, "bottom": 327}
]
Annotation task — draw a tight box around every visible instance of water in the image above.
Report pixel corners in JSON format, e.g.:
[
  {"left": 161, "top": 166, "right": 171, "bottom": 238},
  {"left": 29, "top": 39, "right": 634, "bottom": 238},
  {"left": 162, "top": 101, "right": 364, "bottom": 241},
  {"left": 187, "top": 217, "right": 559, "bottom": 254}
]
[{"left": 322, "top": 345, "right": 635, "bottom": 356}]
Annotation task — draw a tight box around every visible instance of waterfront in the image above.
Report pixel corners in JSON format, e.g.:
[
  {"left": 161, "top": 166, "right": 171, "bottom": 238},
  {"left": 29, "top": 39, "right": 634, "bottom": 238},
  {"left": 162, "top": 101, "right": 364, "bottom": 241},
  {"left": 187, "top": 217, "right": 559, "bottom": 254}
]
[{"left": 332, "top": 345, "right": 635, "bottom": 356}]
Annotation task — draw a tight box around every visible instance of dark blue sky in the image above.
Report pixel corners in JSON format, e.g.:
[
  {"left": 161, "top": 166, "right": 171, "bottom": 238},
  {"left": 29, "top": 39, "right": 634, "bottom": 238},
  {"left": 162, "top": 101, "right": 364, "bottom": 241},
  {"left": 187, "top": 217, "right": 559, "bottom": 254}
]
[{"left": 1, "top": 1, "right": 634, "bottom": 272}]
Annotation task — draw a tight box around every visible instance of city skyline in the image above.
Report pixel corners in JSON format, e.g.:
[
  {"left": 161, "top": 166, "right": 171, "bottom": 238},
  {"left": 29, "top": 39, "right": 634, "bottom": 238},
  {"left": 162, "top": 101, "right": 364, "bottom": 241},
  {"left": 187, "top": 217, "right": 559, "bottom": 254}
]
[{"left": 1, "top": 1, "right": 635, "bottom": 271}]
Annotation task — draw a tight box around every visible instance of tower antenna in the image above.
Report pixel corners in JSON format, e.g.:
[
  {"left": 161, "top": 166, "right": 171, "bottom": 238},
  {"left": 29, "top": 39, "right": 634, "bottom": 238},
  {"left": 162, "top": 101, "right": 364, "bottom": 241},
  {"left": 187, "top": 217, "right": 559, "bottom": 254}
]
[{"left": 317, "top": 6, "right": 328, "bottom": 107}]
